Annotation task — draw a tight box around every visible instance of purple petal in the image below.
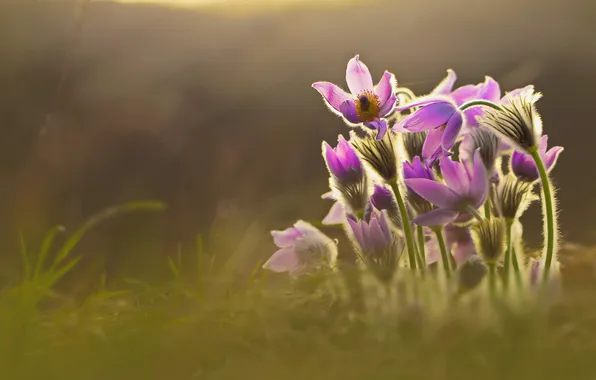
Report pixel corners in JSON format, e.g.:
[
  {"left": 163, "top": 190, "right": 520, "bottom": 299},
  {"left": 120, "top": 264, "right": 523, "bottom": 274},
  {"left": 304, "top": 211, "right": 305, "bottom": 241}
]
[
  {"left": 395, "top": 96, "right": 452, "bottom": 112},
  {"left": 421, "top": 128, "right": 443, "bottom": 161},
  {"left": 346, "top": 55, "right": 374, "bottom": 95},
  {"left": 339, "top": 100, "right": 361, "bottom": 124},
  {"left": 538, "top": 134, "right": 549, "bottom": 156},
  {"left": 469, "top": 150, "right": 489, "bottom": 206},
  {"left": 271, "top": 227, "right": 303, "bottom": 247},
  {"left": 374, "top": 71, "right": 395, "bottom": 105},
  {"left": 394, "top": 101, "right": 456, "bottom": 133},
  {"left": 347, "top": 218, "right": 365, "bottom": 249},
  {"left": 263, "top": 247, "right": 301, "bottom": 273},
  {"left": 323, "top": 141, "right": 343, "bottom": 174},
  {"left": 404, "top": 178, "right": 461, "bottom": 209},
  {"left": 450, "top": 85, "right": 481, "bottom": 106},
  {"left": 312, "top": 82, "right": 352, "bottom": 113},
  {"left": 378, "top": 211, "right": 392, "bottom": 242},
  {"left": 368, "top": 215, "right": 387, "bottom": 250},
  {"left": 544, "top": 146, "right": 564, "bottom": 172},
  {"left": 363, "top": 119, "right": 388, "bottom": 140},
  {"left": 442, "top": 111, "right": 464, "bottom": 150},
  {"left": 431, "top": 69, "right": 457, "bottom": 95},
  {"left": 479, "top": 76, "right": 501, "bottom": 102},
  {"left": 439, "top": 156, "right": 470, "bottom": 196},
  {"left": 322, "top": 201, "right": 346, "bottom": 225},
  {"left": 379, "top": 93, "right": 397, "bottom": 117},
  {"left": 413, "top": 209, "right": 459, "bottom": 227},
  {"left": 321, "top": 191, "right": 335, "bottom": 200}
]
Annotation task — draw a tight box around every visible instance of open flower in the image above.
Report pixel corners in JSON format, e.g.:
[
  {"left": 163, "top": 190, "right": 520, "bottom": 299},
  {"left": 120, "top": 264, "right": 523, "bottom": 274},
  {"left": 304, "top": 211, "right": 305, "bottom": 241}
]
[
  {"left": 404, "top": 151, "right": 488, "bottom": 226},
  {"left": 263, "top": 221, "right": 338, "bottom": 275},
  {"left": 312, "top": 55, "right": 397, "bottom": 140},
  {"left": 510, "top": 135, "right": 563, "bottom": 183},
  {"left": 431, "top": 69, "right": 501, "bottom": 129}
]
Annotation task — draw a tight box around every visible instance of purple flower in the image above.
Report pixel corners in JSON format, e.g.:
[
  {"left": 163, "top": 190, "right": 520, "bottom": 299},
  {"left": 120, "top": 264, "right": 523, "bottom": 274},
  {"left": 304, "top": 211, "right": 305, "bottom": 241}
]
[
  {"left": 403, "top": 156, "right": 436, "bottom": 215},
  {"left": 312, "top": 55, "right": 397, "bottom": 140},
  {"left": 321, "top": 191, "right": 346, "bottom": 225},
  {"left": 392, "top": 96, "right": 464, "bottom": 162},
  {"left": 370, "top": 184, "right": 401, "bottom": 227},
  {"left": 347, "top": 210, "right": 393, "bottom": 255},
  {"left": 425, "top": 224, "right": 476, "bottom": 265},
  {"left": 431, "top": 69, "right": 501, "bottom": 129},
  {"left": 404, "top": 151, "right": 488, "bottom": 226},
  {"left": 263, "top": 221, "right": 338, "bottom": 274},
  {"left": 510, "top": 135, "right": 564, "bottom": 183},
  {"left": 323, "top": 134, "right": 363, "bottom": 184}
]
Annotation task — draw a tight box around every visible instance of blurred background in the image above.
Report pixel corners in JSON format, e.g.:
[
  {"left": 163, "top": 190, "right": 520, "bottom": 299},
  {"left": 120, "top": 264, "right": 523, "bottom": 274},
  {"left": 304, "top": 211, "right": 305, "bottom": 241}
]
[{"left": 0, "top": 0, "right": 594, "bottom": 292}]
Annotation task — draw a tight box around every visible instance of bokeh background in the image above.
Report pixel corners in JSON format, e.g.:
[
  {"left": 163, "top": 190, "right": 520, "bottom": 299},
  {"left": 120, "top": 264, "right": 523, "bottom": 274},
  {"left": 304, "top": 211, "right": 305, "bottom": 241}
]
[{"left": 0, "top": 0, "right": 594, "bottom": 292}]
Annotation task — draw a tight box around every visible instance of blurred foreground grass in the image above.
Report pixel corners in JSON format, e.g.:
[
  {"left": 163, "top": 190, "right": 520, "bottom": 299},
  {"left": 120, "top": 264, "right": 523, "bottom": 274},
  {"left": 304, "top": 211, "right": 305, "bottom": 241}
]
[{"left": 1, "top": 203, "right": 596, "bottom": 380}]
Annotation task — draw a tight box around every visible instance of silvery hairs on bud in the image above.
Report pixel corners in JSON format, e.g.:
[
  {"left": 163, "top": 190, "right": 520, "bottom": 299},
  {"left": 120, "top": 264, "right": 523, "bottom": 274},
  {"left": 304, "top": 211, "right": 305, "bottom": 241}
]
[{"left": 479, "top": 90, "right": 543, "bottom": 153}]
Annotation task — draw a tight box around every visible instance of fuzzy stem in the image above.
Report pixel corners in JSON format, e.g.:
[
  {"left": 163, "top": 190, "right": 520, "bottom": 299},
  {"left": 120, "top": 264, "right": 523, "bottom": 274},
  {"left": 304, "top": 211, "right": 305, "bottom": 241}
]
[
  {"left": 417, "top": 225, "right": 427, "bottom": 268},
  {"left": 488, "top": 263, "right": 497, "bottom": 296},
  {"left": 483, "top": 202, "right": 491, "bottom": 219},
  {"left": 503, "top": 219, "right": 513, "bottom": 290},
  {"left": 432, "top": 227, "right": 451, "bottom": 278},
  {"left": 465, "top": 205, "right": 484, "bottom": 222},
  {"left": 529, "top": 148, "right": 556, "bottom": 284},
  {"left": 459, "top": 99, "right": 504, "bottom": 112},
  {"left": 395, "top": 88, "right": 416, "bottom": 102},
  {"left": 390, "top": 180, "right": 417, "bottom": 271}
]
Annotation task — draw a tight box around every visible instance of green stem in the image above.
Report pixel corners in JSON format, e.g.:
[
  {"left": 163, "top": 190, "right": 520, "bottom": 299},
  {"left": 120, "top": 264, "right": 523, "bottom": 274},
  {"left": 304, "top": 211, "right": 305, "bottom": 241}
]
[
  {"left": 459, "top": 99, "right": 504, "bottom": 112},
  {"left": 529, "top": 148, "right": 556, "bottom": 284},
  {"left": 503, "top": 219, "right": 513, "bottom": 290},
  {"left": 433, "top": 227, "right": 451, "bottom": 278},
  {"left": 488, "top": 263, "right": 497, "bottom": 296},
  {"left": 395, "top": 88, "right": 416, "bottom": 102},
  {"left": 390, "top": 180, "right": 417, "bottom": 271},
  {"left": 483, "top": 202, "right": 491, "bottom": 219},
  {"left": 465, "top": 205, "right": 484, "bottom": 222},
  {"left": 417, "top": 225, "right": 427, "bottom": 268}
]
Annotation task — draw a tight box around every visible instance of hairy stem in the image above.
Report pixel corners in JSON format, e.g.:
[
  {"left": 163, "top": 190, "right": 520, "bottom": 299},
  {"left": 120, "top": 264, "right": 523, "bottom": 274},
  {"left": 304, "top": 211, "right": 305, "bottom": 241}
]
[
  {"left": 529, "top": 148, "right": 556, "bottom": 284},
  {"left": 390, "top": 180, "right": 417, "bottom": 271},
  {"left": 432, "top": 227, "right": 451, "bottom": 278},
  {"left": 417, "top": 225, "right": 427, "bottom": 268},
  {"left": 459, "top": 99, "right": 504, "bottom": 112}
]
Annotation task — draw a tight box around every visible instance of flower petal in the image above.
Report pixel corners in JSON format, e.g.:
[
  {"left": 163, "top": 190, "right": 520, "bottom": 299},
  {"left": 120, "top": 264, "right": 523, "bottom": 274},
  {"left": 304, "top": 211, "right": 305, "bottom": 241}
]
[
  {"left": 544, "top": 146, "right": 564, "bottom": 172},
  {"left": 271, "top": 227, "right": 302, "bottom": 247},
  {"left": 312, "top": 82, "right": 352, "bottom": 113},
  {"left": 339, "top": 100, "right": 361, "bottom": 124},
  {"left": 263, "top": 248, "right": 302, "bottom": 273},
  {"left": 322, "top": 201, "right": 346, "bottom": 225},
  {"left": 321, "top": 191, "right": 335, "bottom": 200},
  {"left": 421, "top": 127, "right": 443, "bottom": 161},
  {"left": 439, "top": 156, "right": 470, "bottom": 196},
  {"left": 347, "top": 217, "right": 365, "bottom": 249},
  {"left": 364, "top": 119, "right": 388, "bottom": 140},
  {"left": 450, "top": 84, "right": 481, "bottom": 106},
  {"left": 346, "top": 55, "right": 374, "bottom": 95},
  {"left": 394, "top": 101, "right": 455, "bottom": 132},
  {"left": 413, "top": 209, "right": 459, "bottom": 227},
  {"left": 479, "top": 76, "right": 501, "bottom": 102},
  {"left": 442, "top": 111, "right": 464, "bottom": 150},
  {"left": 404, "top": 178, "right": 461, "bottom": 209},
  {"left": 379, "top": 93, "right": 397, "bottom": 117},
  {"left": 431, "top": 69, "right": 457, "bottom": 95},
  {"left": 395, "top": 96, "right": 452, "bottom": 111},
  {"left": 374, "top": 71, "right": 396, "bottom": 105},
  {"left": 469, "top": 150, "right": 489, "bottom": 206},
  {"left": 538, "top": 134, "right": 549, "bottom": 156}
]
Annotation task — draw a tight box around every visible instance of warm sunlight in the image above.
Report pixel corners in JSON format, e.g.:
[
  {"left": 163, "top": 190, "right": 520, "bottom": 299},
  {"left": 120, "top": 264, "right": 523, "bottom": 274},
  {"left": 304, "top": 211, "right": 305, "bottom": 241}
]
[{"left": 115, "top": 0, "right": 349, "bottom": 7}]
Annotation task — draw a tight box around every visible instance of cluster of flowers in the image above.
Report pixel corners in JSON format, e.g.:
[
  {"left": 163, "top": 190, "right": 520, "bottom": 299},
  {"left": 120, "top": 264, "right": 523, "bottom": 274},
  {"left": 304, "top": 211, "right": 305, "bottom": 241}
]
[{"left": 263, "top": 55, "right": 563, "bottom": 293}]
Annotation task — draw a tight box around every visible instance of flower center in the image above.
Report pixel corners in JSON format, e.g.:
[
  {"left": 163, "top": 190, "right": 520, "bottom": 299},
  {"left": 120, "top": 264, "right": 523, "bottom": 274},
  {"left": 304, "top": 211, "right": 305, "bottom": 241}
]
[{"left": 355, "top": 91, "right": 381, "bottom": 122}]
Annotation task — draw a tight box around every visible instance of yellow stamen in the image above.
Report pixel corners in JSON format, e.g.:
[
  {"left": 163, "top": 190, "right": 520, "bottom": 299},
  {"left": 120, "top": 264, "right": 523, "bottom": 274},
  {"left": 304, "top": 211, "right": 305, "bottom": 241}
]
[{"left": 355, "top": 91, "right": 381, "bottom": 122}]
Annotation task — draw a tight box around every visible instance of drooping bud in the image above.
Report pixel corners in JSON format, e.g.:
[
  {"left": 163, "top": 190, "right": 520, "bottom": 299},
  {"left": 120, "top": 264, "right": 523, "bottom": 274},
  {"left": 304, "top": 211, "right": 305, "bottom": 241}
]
[
  {"left": 370, "top": 184, "right": 401, "bottom": 228},
  {"left": 455, "top": 256, "right": 488, "bottom": 294},
  {"left": 350, "top": 130, "right": 398, "bottom": 182},
  {"left": 471, "top": 218, "right": 506, "bottom": 265}
]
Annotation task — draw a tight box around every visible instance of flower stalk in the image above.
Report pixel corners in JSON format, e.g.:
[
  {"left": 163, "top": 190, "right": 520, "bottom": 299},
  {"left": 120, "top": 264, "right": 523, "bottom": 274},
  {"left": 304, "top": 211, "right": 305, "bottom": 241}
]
[
  {"left": 529, "top": 147, "right": 557, "bottom": 283},
  {"left": 389, "top": 180, "right": 417, "bottom": 271},
  {"left": 432, "top": 226, "right": 451, "bottom": 277}
]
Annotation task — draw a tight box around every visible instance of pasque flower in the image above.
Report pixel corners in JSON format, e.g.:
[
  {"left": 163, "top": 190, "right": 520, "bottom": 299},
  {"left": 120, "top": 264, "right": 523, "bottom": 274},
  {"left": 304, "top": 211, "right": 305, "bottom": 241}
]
[
  {"left": 403, "top": 156, "right": 436, "bottom": 215},
  {"left": 370, "top": 184, "right": 401, "bottom": 227},
  {"left": 321, "top": 191, "right": 346, "bottom": 225},
  {"left": 392, "top": 70, "right": 500, "bottom": 161},
  {"left": 404, "top": 151, "right": 488, "bottom": 226},
  {"left": 313, "top": 55, "right": 397, "bottom": 140},
  {"left": 323, "top": 134, "right": 368, "bottom": 214},
  {"left": 459, "top": 128, "right": 502, "bottom": 183},
  {"left": 264, "top": 221, "right": 338, "bottom": 274},
  {"left": 510, "top": 135, "right": 564, "bottom": 183}
]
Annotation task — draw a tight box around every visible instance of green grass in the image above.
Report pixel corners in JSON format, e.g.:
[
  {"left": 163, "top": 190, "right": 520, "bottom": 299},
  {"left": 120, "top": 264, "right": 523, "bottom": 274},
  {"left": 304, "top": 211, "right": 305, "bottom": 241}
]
[{"left": 1, "top": 204, "right": 596, "bottom": 380}]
